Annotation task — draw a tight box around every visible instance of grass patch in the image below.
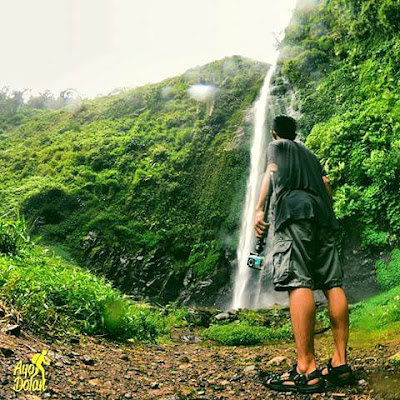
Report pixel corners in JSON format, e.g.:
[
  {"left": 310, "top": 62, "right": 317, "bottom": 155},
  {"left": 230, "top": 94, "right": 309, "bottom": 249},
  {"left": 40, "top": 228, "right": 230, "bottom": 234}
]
[
  {"left": 350, "top": 285, "right": 400, "bottom": 332},
  {"left": 201, "top": 321, "right": 293, "bottom": 346},
  {"left": 42, "top": 240, "right": 79, "bottom": 266}
]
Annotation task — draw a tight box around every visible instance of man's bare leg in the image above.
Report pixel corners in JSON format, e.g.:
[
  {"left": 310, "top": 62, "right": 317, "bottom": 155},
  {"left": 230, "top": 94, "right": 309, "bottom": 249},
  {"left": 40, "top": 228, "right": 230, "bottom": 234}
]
[
  {"left": 267, "top": 287, "right": 319, "bottom": 386},
  {"left": 322, "top": 287, "right": 349, "bottom": 374},
  {"left": 289, "top": 288, "right": 318, "bottom": 374}
]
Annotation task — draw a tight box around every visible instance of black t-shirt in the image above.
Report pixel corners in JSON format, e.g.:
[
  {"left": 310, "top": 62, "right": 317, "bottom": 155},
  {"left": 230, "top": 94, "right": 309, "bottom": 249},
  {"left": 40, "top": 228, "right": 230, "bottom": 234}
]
[{"left": 267, "top": 138, "right": 339, "bottom": 232}]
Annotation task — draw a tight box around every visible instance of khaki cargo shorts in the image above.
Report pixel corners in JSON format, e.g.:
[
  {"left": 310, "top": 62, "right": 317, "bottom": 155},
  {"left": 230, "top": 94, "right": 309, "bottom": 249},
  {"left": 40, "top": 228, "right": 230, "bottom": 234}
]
[{"left": 271, "top": 219, "right": 343, "bottom": 291}]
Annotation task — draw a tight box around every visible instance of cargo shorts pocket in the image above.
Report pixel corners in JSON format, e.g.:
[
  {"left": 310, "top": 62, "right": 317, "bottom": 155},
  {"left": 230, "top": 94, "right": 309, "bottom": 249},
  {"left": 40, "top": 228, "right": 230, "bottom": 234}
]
[{"left": 272, "top": 240, "right": 293, "bottom": 284}]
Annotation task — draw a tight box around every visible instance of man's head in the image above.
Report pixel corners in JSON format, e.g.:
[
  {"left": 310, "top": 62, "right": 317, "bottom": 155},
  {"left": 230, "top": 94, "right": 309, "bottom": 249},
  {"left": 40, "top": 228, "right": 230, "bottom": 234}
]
[{"left": 271, "top": 115, "right": 297, "bottom": 140}]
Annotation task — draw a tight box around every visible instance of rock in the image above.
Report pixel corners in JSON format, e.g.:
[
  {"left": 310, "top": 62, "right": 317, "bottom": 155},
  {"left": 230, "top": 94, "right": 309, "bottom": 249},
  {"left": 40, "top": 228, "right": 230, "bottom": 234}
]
[
  {"left": 0, "top": 347, "right": 14, "bottom": 357},
  {"left": 82, "top": 355, "right": 96, "bottom": 365},
  {"left": 146, "top": 277, "right": 158, "bottom": 288},
  {"left": 178, "top": 356, "right": 190, "bottom": 363},
  {"left": 358, "top": 379, "right": 368, "bottom": 386},
  {"left": 331, "top": 393, "right": 346, "bottom": 398},
  {"left": 70, "top": 336, "right": 80, "bottom": 344},
  {"left": 243, "top": 365, "right": 256, "bottom": 374},
  {"left": 180, "top": 334, "right": 201, "bottom": 342},
  {"left": 198, "top": 279, "right": 213, "bottom": 289},
  {"left": 88, "top": 378, "right": 101, "bottom": 386},
  {"left": 214, "top": 312, "right": 230, "bottom": 321},
  {"left": 121, "top": 354, "right": 130, "bottom": 361},
  {"left": 183, "top": 268, "right": 193, "bottom": 287},
  {"left": 150, "top": 381, "right": 159, "bottom": 389},
  {"left": 124, "top": 393, "right": 132, "bottom": 399},
  {"left": 230, "top": 374, "right": 242, "bottom": 381},
  {"left": 4, "top": 324, "right": 21, "bottom": 336},
  {"left": 266, "top": 356, "right": 291, "bottom": 367},
  {"left": 227, "top": 309, "right": 237, "bottom": 315}
]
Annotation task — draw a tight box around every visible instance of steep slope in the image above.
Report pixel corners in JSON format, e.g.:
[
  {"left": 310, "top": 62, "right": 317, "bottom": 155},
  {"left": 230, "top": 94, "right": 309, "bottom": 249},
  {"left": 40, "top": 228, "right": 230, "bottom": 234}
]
[
  {"left": 0, "top": 56, "right": 268, "bottom": 305},
  {"left": 270, "top": 0, "right": 400, "bottom": 300}
]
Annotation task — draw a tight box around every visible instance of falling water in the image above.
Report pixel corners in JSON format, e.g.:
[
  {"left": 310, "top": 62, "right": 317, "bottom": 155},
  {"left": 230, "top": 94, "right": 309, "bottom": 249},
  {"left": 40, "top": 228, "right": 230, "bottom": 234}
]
[{"left": 230, "top": 61, "right": 286, "bottom": 310}]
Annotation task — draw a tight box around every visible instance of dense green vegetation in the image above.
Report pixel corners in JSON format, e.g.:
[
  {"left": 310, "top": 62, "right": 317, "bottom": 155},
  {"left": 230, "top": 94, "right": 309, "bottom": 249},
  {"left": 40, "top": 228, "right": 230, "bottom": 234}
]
[
  {"left": 0, "top": 56, "right": 268, "bottom": 302},
  {"left": 273, "top": 0, "right": 400, "bottom": 248},
  {"left": 0, "top": 218, "right": 191, "bottom": 342},
  {"left": 0, "top": 216, "right": 398, "bottom": 346},
  {"left": 376, "top": 248, "right": 400, "bottom": 290}
]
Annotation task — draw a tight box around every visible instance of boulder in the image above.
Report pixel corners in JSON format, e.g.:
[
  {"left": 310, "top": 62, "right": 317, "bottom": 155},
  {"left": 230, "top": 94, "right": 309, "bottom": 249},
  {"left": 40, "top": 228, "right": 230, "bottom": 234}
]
[
  {"left": 214, "top": 312, "right": 230, "bottom": 321},
  {"left": 266, "top": 356, "right": 291, "bottom": 367}
]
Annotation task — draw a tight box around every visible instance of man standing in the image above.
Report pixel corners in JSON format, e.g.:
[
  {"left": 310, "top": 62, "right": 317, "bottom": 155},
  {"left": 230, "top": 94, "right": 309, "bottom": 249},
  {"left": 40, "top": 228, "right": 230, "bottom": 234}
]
[{"left": 254, "top": 115, "right": 355, "bottom": 393}]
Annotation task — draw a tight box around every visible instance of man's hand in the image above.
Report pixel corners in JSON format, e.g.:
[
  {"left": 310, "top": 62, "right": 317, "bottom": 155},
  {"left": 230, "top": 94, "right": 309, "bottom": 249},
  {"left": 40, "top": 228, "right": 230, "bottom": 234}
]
[
  {"left": 254, "top": 210, "right": 270, "bottom": 238},
  {"left": 322, "top": 175, "right": 333, "bottom": 199}
]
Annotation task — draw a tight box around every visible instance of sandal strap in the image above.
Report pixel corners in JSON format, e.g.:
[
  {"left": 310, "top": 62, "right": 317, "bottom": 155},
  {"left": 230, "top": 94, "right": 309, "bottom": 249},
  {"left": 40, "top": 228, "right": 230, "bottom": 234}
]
[
  {"left": 307, "top": 369, "right": 322, "bottom": 380},
  {"left": 289, "top": 363, "right": 298, "bottom": 379},
  {"left": 294, "top": 373, "right": 308, "bottom": 386},
  {"left": 294, "top": 369, "right": 321, "bottom": 386},
  {"left": 327, "top": 358, "right": 352, "bottom": 375},
  {"left": 270, "top": 363, "right": 298, "bottom": 382}
]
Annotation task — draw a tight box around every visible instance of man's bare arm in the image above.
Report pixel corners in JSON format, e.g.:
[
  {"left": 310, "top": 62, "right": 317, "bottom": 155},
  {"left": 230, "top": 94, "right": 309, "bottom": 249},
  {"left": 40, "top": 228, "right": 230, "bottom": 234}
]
[
  {"left": 254, "top": 163, "right": 278, "bottom": 237},
  {"left": 256, "top": 163, "right": 278, "bottom": 210}
]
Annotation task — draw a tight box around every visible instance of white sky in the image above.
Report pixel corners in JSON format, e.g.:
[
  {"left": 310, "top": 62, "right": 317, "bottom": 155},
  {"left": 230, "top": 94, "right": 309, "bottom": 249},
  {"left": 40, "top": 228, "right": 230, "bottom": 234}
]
[{"left": 0, "top": 0, "right": 297, "bottom": 98}]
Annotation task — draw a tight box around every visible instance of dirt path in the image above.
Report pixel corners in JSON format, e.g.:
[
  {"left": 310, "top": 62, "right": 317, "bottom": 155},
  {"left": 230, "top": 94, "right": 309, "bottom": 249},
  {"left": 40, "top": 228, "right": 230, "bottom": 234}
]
[{"left": 1, "top": 327, "right": 399, "bottom": 400}]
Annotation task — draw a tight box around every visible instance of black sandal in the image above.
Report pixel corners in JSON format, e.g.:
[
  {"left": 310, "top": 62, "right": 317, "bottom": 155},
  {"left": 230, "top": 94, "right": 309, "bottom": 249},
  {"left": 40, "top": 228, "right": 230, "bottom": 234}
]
[
  {"left": 322, "top": 358, "right": 356, "bottom": 387},
  {"left": 266, "top": 364, "right": 326, "bottom": 394}
]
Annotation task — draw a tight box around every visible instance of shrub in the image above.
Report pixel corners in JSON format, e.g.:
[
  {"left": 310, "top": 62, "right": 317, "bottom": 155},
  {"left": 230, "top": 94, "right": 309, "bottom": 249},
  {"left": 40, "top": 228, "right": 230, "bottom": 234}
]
[
  {"left": 0, "top": 217, "right": 31, "bottom": 256},
  {"left": 376, "top": 249, "right": 400, "bottom": 290}
]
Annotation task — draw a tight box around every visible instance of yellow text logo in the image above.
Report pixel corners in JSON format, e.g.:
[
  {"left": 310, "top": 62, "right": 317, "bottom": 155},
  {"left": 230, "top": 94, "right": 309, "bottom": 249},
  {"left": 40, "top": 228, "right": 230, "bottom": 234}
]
[{"left": 13, "top": 349, "right": 51, "bottom": 392}]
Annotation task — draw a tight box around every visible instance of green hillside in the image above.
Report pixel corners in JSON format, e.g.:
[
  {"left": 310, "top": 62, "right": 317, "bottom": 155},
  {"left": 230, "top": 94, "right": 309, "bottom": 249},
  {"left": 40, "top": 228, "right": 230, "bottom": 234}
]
[{"left": 0, "top": 56, "right": 268, "bottom": 304}]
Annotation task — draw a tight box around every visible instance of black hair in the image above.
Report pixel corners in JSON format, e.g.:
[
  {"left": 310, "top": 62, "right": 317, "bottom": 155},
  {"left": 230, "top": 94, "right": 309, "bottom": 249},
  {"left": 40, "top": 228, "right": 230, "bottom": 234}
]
[{"left": 272, "top": 115, "right": 297, "bottom": 140}]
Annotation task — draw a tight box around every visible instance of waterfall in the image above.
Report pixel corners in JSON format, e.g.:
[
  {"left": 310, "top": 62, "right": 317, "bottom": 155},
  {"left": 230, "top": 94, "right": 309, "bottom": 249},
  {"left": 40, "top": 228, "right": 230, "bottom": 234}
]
[{"left": 230, "top": 60, "right": 286, "bottom": 310}]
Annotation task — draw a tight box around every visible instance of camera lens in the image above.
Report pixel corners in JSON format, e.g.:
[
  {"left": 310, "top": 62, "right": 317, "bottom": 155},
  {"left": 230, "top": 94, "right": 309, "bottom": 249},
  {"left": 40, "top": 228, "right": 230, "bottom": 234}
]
[{"left": 247, "top": 258, "right": 255, "bottom": 267}]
